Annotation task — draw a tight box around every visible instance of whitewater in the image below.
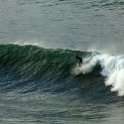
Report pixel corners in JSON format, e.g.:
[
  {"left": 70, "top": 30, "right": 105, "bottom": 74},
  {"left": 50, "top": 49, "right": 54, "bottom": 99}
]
[{"left": 73, "top": 53, "right": 124, "bottom": 96}]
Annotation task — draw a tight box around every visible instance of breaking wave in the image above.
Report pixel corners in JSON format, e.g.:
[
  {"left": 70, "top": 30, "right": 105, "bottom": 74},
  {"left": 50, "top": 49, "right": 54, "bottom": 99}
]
[{"left": 0, "top": 44, "right": 124, "bottom": 96}]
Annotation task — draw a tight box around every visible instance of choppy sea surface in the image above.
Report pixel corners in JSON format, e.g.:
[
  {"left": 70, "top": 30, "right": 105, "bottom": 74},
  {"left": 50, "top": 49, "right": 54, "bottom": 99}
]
[{"left": 0, "top": 0, "right": 124, "bottom": 124}]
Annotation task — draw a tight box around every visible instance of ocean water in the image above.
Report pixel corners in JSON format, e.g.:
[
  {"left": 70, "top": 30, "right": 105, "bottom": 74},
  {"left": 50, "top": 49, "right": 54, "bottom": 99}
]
[{"left": 0, "top": 0, "right": 124, "bottom": 124}]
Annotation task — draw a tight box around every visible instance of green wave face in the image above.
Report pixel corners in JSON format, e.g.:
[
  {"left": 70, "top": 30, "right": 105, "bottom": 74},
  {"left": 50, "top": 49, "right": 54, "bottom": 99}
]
[{"left": 0, "top": 44, "right": 91, "bottom": 81}]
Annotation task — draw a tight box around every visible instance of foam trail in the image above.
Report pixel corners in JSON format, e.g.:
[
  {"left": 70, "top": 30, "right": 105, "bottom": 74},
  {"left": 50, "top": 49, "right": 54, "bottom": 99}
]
[{"left": 77, "top": 53, "right": 124, "bottom": 96}]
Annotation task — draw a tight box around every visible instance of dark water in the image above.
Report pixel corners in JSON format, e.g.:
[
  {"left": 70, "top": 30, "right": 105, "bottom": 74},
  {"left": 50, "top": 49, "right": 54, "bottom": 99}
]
[{"left": 0, "top": 0, "right": 124, "bottom": 123}]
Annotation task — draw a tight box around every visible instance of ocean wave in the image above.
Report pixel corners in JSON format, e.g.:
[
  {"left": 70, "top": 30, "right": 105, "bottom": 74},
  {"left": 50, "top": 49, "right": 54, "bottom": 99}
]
[{"left": 0, "top": 44, "right": 123, "bottom": 96}]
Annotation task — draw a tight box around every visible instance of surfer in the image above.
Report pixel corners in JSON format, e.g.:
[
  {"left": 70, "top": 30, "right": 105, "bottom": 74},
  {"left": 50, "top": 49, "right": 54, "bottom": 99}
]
[{"left": 75, "top": 55, "right": 83, "bottom": 67}]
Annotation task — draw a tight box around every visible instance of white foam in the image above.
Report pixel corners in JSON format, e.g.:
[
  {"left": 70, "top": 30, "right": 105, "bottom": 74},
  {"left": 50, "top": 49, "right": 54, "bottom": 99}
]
[{"left": 75, "top": 53, "right": 124, "bottom": 96}]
